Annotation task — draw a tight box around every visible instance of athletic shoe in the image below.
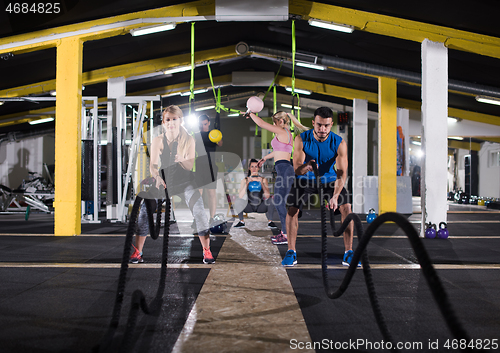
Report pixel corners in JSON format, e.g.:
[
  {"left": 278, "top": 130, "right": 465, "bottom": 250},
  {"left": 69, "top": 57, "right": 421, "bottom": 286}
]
[
  {"left": 203, "top": 247, "right": 215, "bottom": 264},
  {"left": 271, "top": 232, "right": 288, "bottom": 245},
  {"left": 268, "top": 221, "right": 277, "bottom": 229},
  {"left": 342, "top": 250, "right": 361, "bottom": 267},
  {"left": 129, "top": 245, "right": 144, "bottom": 264},
  {"left": 281, "top": 250, "right": 297, "bottom": 267},
  {"left": 234, "top": 221, "right": 245, "bottom": 228}
]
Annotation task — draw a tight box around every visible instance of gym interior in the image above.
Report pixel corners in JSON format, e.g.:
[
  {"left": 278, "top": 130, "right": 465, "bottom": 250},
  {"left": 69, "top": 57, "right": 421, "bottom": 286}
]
[{"left": 1, "top": 1, "right": 499, "bottom": 352}]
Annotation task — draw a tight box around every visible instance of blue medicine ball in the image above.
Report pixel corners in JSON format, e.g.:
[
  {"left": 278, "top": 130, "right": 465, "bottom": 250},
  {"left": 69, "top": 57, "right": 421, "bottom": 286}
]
[
  {"left": 210, "top": 214, "right": 228, "bottom": 234},
  {"left": 248, "top": 180, "right": 262, "bottom": 192},
  {"left": 210, "top": 222, "right": 227, "bottom": 234}
]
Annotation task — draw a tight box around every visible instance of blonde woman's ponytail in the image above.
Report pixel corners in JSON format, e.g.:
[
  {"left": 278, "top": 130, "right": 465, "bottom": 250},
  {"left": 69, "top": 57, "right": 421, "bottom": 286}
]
[{"left": 287, "top": 112, "right": 309, "bottom": 133}]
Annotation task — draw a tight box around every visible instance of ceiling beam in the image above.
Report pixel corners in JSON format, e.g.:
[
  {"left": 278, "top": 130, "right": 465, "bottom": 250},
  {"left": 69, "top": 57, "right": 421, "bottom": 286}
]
[
  {"left": 448, "top": 140, "right": 482, "bottom": 151},
  {"left": 0, "top": 46, "right": 238, "bottom": 97},
  {"left": 3, "top": 74, "right": 500, "bottom": 128},
  {"left": 276, "top": 77, "right": 500, "bottom": 126},
  {"left": 1, "top": 0, "right": 499, "bottom": 61},
  {"left": 132, "top": 75, "right": 233, "bottom": 97},
  {"left": 275, "top": 76, "right": 378, "bottom": 102},
  {"left": 290, "top": 0, "right": 500, "bottom": 60},
  {"left": 0, "top": 0, "right": 215, "bottom": 55},
  {"left": 474, "top": 137, "right": 500, "bottom": 144},
  {"left": 0, "top": 106, "right": 55, "bottom": 127}
]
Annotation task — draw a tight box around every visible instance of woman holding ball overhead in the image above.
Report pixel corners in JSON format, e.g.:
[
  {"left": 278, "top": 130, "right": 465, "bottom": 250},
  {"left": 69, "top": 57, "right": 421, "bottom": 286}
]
[{"left": 246, "top": 110, "right": 308, "bottom": 244}]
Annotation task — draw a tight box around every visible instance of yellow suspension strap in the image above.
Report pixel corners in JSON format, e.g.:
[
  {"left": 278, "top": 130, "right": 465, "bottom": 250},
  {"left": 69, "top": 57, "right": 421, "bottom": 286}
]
[
  {"left": 206, "top": 62, "right": 240, "bottom": 117},
  {"left": 188, "top": 22, "right": 195, "bottom": 115},
  {"left": 290, "top": 20, "right": 302, "bottom": 138},
  {"left": 273, "top": 85, "right": 277, "bottom": 114}
]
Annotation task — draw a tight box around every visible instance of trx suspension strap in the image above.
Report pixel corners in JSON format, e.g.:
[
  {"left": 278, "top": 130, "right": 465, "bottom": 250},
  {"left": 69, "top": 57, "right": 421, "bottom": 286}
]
[
  {"left": 214, "top": 89, "right": 221, "bottom": 130},
  {"left": 290, "top": 20, "right": 302, "bottom": 135},
  {"left": 206, "top": 62, "right": 240, "bottom": 117},
  {"left": 273, "top": 85, "right": 277, "bottom": 114},
  {"left": 188, "top": 22, "right": 195, "bottom": 115},
  {"left": 206, "top": 62, "right": 238, "bottom": 218}
]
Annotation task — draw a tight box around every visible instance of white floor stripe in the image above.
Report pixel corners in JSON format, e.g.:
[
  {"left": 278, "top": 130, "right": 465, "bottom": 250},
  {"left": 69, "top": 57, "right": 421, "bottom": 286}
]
[
  {"left": 295, "top": 220, "right": 500, "bottom": 224},
  {"left": 1, "top": 262, "right": 498, "bottom": 270},
  {"left": 0, "top": 263, "right": 207, "bottom": 269},
  {"left": 0, "top": 233, "right": 221, "bottom": 237},
  {"left": 296, "top": 235, "right": 500, "bottom": 239},
  {"left": 171, "top": 302, "right": 198, "bottom": 353},
  {"left": 286, "top": 264, "right": 500, "bottom": 270}
]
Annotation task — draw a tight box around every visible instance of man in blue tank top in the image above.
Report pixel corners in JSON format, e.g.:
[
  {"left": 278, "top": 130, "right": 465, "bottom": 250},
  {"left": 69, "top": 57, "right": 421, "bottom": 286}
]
[{"left": 282, "top": 107, "right": 358, "bottom": 268}]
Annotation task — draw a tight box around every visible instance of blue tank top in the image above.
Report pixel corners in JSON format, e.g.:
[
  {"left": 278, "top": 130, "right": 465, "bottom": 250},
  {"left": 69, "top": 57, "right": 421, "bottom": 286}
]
[{"left": 297, "top": 129, "right": 343, "bottom": 183}]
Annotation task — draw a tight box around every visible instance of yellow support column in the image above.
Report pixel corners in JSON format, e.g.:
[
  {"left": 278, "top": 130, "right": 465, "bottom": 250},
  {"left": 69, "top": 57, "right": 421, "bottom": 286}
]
[
  {"left": 378, "top": 77, "right": 397, "bottom": 214},
  {"left": 54, "top": 37, "right": 83, "bottom": 236}
]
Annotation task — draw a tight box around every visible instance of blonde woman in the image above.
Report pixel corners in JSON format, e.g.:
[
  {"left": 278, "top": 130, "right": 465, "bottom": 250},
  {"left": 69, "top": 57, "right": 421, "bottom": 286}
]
[
  {"left": 130, "top": 105, "right": 214, "bottom": 264},
  {"left": 246, "top": 111, "right": 308, "bottom": 244}
]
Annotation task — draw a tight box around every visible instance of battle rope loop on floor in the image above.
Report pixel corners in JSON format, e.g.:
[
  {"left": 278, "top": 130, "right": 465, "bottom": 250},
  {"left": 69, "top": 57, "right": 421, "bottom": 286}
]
[
  {"left": 313, "top": 164, "right": 471, "bottom": 352},
  {"left": 94, "top": 162, "right": 173, "bottom": 352}
]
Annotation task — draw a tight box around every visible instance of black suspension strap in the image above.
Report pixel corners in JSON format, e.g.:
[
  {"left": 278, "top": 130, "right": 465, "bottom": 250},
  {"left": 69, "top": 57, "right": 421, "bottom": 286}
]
[{"left": 312, "top": 163, "right": 471, "bottom": 352}]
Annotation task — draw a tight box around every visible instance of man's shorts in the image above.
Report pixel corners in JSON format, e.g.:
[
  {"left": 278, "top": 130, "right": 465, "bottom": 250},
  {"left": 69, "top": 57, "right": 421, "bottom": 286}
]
[{"left": 286, "top": 177, "right": 350, "bottom": 217}]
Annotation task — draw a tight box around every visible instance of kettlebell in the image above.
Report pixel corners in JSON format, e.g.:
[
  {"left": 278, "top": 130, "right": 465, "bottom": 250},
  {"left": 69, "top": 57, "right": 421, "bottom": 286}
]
[
  {"left": 437, "top": 222, "right": 449, "bottom": 239},
  {"left": 425, "top": 222, "right": 437, "bottom": 239},
  {"left": 208, "top": 129, "right": 222, "bottom": 143},
  {"left": 366, "top": 208, "right": 376, "bottom": 224}
]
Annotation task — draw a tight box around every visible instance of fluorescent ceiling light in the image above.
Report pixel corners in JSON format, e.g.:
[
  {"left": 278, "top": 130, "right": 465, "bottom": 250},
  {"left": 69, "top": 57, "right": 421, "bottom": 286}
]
[
  {"left": 295, "top": 62, "right": 326, "bottom": 71},
  {"left": 195, "top": 105, "right": 215, "bottom": 111},
  {"left": 285, "top": 87, "right": 312, "bottom": 95},
  {"left": 411, "top": 140, "right": 421, "bottom": 146},
  {"left": 308, "top": 19, "right": 354, "bottom": 33},
  {"left": 281, "top": 104, "right": 301, "bottom": 110},
  {"left": 164, "top": 65, "right": 192, "bottom": 75},
  {"left": 476, "top": 95, "right": 500, "bottom": 106},
  {"left": 50, "top": 90, "right": 56, "bottom": 96},
  {"left": 180, "top": 88, "right": 208, "bottom": 96},
  {"left": 448, "top": 136, "right": 464, "bottom": 140},
  {"left": 130, "top": 23, "right": 176, "bottom": 37},
  {"left": 227, "top": 113, "right": 240, "bottom": 117},
  {"left": 29, "top": 117, "right": 54, "bottom": 125}
]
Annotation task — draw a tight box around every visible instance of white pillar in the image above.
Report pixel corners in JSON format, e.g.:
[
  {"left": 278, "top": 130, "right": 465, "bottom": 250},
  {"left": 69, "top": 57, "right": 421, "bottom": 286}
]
[
  {"left": 352, "top": 99, "right": 368, "bottom": 213},
  {"left": 106, "top": 77, "right": 126, "bottom": 221},
  {"left": 421, "top": 39, "right": 448, "bottom": 237},
  {"left": 397, "top": 108, "right": 410, "bottom": 177}
]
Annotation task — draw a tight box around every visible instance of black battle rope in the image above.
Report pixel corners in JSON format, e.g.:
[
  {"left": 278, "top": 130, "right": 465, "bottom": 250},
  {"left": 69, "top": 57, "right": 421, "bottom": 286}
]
[
  {"left": 94, "top": 145, "right": 179, "bottom": 352},
  {"left": 93, "top": 193, "right": 169, "bottom": 353},
  {"left": 312, "top": 163, "right": 471, "bottom": 352}
]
